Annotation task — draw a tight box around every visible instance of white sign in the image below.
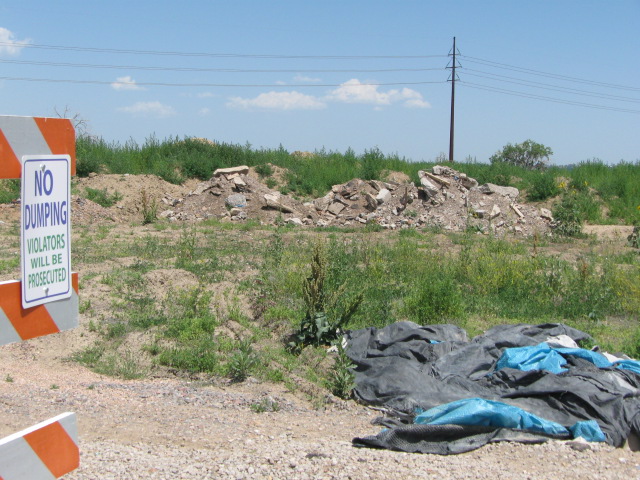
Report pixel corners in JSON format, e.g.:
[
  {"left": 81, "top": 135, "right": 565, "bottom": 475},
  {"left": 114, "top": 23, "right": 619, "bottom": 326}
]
[{"left": 20, "top": 155, "right": 72, "bottom": 308}]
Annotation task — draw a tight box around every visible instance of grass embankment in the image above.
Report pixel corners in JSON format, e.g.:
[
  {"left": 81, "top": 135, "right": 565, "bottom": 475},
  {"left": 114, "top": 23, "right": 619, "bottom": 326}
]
[
  {"left": 75, "top": 136, "right": 640, "bottom": 224},
  {"left": 1, "top": 136, "right": 639, "bottom": 224},
  {"left": 65, "top": 222, "right": 639, "bottom": 401}
]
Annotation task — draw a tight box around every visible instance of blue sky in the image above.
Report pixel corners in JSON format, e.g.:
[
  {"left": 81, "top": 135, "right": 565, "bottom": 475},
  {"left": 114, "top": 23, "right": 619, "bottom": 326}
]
[{"left": 1, "top": 1, "right": 638, "bottom": 165}]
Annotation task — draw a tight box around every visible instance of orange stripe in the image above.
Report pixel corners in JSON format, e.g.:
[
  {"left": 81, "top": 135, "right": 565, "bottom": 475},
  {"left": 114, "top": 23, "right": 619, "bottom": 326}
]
[
  {"left": 72, "top": 272, "right": 79, "bottom": 293},
  {"left": 0, "top": 128, "right": 21, "bottom": 179},
  {"left": 0, "top": 281, "right": 60, "bottom": 340},
  {"left": 33, "top": 118, "right": 76, "bottom": 175},
  {"left": 23, "top": 421, "right": 79, "bottom": 478}
]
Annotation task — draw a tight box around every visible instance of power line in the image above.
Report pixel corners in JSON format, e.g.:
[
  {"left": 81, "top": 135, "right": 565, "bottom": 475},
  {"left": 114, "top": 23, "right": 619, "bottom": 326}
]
[
  {"left": 460, "top": 81, "right": 640, "bottom": 114},
  {"left": 0, "top": 58, "right": 445, "bottom": 74},
  {"left": 0, "top": 75, "right": 447, "bottom": 88},
  {"left": 461, "top": 55, "right": 640, "bottom": 92},
  {"left": 462, "top": 69, "right": 640, "bottom": 103},
  {"left": 0, "top": 41, "right": 445, "bottom": 60}
]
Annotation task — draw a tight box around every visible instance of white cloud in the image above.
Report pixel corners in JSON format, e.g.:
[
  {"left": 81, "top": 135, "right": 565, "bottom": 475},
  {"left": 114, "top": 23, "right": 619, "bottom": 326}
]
[
  {"left": 326, "top": 79, "right": 430, "bottom": 108},
  {"left": 197, "top": 92, "right": 215, "bottom": 98},
  {"left": 111, "top": 76, "right": 143, "bottom": 91},
  {"left": 294, "top": 75, "right": 321, "bottom": 83},
  {"left": 227, "top": 91, "right": 326, "bottom": 110},
  {"left": 198, "top": 107, "right": 211, "bottom": 116},
  {"left": 0, "top": 28, "right": 30, "bottom": 56},
  {"left": 118, "top": 101, "right": 176, "bottom": 118}
]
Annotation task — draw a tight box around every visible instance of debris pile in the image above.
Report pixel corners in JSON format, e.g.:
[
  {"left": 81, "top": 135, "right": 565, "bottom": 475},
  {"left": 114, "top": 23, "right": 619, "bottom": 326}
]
[
  {"left": 309, "top": 165, "right": 553, "bottom": 236},
  {"left": 65, "top": 164, "right": 555, "bottom": 236}
]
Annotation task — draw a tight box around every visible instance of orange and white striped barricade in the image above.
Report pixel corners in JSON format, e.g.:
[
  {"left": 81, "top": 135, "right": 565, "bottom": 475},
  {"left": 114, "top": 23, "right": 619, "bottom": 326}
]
[
  {"left": 0, "top": 116, "right": 76, "bottom": 179},
  {"left": 0, "top": 412, "right": 79, "bottom": 480},
  {"left": 1, "top": 115, "right": 79, "bottom": 478},
  {"left": 0, "top": 273, "right": 79, "bottom": 346}
]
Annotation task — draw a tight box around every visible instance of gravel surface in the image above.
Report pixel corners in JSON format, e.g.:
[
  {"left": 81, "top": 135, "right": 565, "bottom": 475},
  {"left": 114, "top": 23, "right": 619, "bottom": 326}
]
[{"left": 2, "top": 335, "right": 639, "bottom": 480}]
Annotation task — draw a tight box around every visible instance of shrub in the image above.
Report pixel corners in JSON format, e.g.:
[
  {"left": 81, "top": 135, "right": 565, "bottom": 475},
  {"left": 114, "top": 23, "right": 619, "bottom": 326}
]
[
  {"left": 527, "top": 172, "right": 560, "bottom": 201},
  {"left": 490, "top": 140, "right": 553, "bottom": 170},
  {"left": 552, "top": 192, "right": 584, "bottom": 237}
]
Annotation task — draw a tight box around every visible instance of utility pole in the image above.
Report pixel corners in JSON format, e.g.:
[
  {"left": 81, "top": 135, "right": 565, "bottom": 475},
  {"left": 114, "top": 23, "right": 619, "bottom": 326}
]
[{"left": 447, "top": 37, "right": 459, "bottom": 163}]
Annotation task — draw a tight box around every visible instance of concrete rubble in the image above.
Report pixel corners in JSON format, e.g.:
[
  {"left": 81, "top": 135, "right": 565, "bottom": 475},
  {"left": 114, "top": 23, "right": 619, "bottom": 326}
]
[{"left": 162, "top": 164, "right": 554, "bottom": 236}]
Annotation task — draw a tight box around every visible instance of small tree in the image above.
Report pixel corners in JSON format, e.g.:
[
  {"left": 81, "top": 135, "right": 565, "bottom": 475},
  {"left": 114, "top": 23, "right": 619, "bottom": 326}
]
[{"left": 490, "top": 139, "right": 553, "bottom": 170}]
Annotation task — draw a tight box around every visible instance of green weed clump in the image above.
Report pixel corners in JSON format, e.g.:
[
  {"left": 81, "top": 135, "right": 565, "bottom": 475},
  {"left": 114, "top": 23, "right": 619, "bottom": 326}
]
[{"left": 85, "top": 187, "right": 123, "bottom": 207}]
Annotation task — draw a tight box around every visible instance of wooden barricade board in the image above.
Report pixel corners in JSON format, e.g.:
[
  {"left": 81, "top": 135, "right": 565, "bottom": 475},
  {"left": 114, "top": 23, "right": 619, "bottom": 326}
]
[
  {"left": 1, "top": 115, "right": 79, "bottom": 478},
  {"left": 0, "top": 413, "right": 79, "bottom": 480},
  {"left": 0, "top": 116, "right": 76, "bottom": 179}
]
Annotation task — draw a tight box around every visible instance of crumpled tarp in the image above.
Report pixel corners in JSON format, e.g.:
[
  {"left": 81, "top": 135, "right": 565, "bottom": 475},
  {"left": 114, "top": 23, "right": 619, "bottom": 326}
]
[{"left": 348, "top": 322, "right": 640, "bottom": 454}]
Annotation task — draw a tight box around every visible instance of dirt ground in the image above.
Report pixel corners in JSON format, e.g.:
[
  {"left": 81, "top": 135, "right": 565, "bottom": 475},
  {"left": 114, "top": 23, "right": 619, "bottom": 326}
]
[{"left": 1, "top": 171, "right": 639, "bottom": 479}]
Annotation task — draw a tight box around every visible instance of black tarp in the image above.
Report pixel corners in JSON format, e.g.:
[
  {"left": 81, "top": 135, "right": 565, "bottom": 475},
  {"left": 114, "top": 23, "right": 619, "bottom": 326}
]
[{"left": 347, "top": 322, "right": 640, "bottom": 454}]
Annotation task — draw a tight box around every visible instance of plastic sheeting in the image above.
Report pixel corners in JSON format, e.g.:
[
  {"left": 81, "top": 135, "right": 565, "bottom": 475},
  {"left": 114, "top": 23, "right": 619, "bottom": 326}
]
[{"left": 348, "top": 322, "right": 640, "bottom": 454}]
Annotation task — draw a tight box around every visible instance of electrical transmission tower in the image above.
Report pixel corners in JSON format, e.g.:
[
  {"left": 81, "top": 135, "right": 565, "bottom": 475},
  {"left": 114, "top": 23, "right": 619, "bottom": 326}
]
[{"left": 447, "top": 37, "right": 461, "bottom": 163}]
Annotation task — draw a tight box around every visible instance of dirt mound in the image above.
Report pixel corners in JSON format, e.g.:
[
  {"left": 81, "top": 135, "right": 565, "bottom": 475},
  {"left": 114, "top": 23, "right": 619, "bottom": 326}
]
[{"left": 61, "top": 165, "right": 554, "bottom": 236}]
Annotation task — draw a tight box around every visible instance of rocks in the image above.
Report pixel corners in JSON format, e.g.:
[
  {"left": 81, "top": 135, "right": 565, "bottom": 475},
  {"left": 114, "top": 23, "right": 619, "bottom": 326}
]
[
  {"left": 213, "top": 165, "right": 250, "bottom": 177},
  {"left": 540, "top": 208, "right": 554, "bottom": 221},
  {"left": 375, "top": 189, "right": 392, "bottom": 205},
  {"left": 418, "top": 171, "right": 440, "bottom": 197},
  {"left": 478, "top": 183, "right": 520, "bottom": 200},
  {"left": 226, "top": 194, "right": 247, "bottom": 208},
  {"left": 327, "top": 202, "right": 346, "bottom": 216},
  {"left": 263, "top": 193, "right": 295, "bottom": 213}
]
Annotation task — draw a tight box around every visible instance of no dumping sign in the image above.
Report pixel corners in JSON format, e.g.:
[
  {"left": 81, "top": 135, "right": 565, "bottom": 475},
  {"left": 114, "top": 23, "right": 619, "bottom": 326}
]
[{"left": 20, "top": 155, "right": 72, "bottom": 308}]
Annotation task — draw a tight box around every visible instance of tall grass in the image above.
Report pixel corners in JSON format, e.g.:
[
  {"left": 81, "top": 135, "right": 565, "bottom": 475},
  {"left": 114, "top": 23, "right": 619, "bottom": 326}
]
[
  {"left": 75, "top": 136, "right": 640, "bottom": 224},
  {"left": 257, "top": 232, "right": 639, "bottom": 344}
]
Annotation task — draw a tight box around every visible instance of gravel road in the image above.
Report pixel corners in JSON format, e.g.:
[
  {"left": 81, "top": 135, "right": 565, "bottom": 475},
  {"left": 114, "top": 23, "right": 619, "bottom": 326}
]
[{"left": 1, "top": 333, "right": 639, "bottom": 480}]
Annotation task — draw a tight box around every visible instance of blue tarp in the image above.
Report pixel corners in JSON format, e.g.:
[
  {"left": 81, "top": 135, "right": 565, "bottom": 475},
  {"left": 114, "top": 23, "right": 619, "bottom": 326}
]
[
  {"left": 414, "top": 398, "right": 606, "bottom": 442},
  {"left": 496, "top": 342, "right": 613, "bottom": 374}
]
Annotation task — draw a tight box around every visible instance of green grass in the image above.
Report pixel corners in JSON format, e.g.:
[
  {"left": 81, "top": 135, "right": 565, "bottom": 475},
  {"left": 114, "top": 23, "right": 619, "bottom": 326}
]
[{"left": 72, "top": 136, "right": 640, "bottom": 224}]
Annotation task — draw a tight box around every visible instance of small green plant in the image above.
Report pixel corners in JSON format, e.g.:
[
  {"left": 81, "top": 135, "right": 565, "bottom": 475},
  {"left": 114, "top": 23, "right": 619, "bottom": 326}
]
[
  {"left": 140, "top": 189, "right": 158, "bottom": 225},
  {"left": 327, "top": 342, "right": 355, "bottom": 399},
  {"left": 265, "top": 177, "right": 278, "bottom": 190},
  {"left": 255, "top": 163, "right": 274, "bottom": 178},
  {"left": 250, "top": 396, "right": 280, "bottom": 413},
  {"left": 5, "top": 374, "right": 14, "bottom": 383},
  {"left": 50, "top": 384, "right": 59, "bottom": 390},
  {"left": 289, "top": 241, "right": 362, "bottom": 352},
  {"left": 552, "top": 192, "right": 585, "bottom": 237},
  {"left": 227, "top": 340, "right": 259, "bottom": 382},
  {"left": 85, "top": 187, "right": 123, "bottom": 207},
  {"left": 0, "top": 179, "right": 20, "bottom": 204}
]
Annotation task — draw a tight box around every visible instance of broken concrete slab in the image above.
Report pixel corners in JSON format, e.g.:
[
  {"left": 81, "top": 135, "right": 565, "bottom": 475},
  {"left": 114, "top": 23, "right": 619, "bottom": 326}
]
[
  {"left": 479, "top": 183, "right": 520, "bottom": 199},
  {"left": 376, "top": 188, "right": 392, "bottom": 204},
  {"left": 213, "top": 165, "right": 250, "bottom": 177},
  {"left": 263, "top": 193, "right": 295, "bottom": 213}
]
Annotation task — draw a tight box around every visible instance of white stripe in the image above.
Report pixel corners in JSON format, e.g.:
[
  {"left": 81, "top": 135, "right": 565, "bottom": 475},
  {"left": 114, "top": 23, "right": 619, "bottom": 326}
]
[
  {"left": 0, "top": 307, "right": 22, "bottom": 345},
  {"left": 55, "top": 412, "right": 78, "bottom": 444},
  {"left": 0, "top": 437, "right": 56, "bottom": 480},
  {"left": 44, "top": 291, "right": 79, "bottom": 333},
  {"left": 0, "top": 116, "right": 52, "bottom": 160}
]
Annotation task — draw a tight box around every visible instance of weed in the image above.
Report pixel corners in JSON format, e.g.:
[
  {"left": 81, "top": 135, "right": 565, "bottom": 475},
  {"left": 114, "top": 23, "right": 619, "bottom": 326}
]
[
  {"left": 250, "top": 397, "right": 280, "bottom": 413},
  {"left": 327, "top": 342, "right": 355, "bottom": 399},
  {"left": 140, "top": 189, "right": 158, "bottom": 225},
  {"left": 50, "top": 384, "right": 59, "bottom": 390},
  {"left": 85, "top": 187, "right": 123, "bottom": 207},
  {"left": 255, "top": 164, "right": 274, "bottom": 178},
  {"left": 552, "top": 191, "right": 585, "bottom": 237},
  {"left": 289, "top": 241, "right": 362, "bottom": 352},
  {"left": 5, "top": 374, "right": 13, "bottom": 382},
  {"left": 227, "top": 340, "right": 260, "bottom": 382}
]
